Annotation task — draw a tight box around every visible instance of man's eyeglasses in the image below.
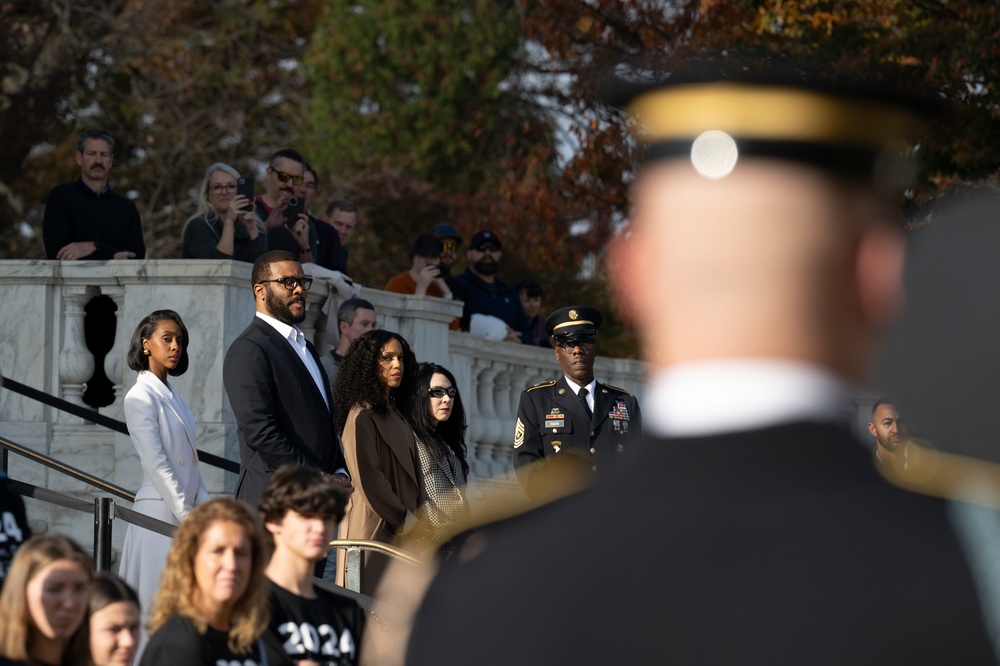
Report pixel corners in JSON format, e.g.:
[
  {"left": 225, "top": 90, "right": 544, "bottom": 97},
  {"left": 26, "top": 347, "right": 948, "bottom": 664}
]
[
  {"left": 259, "top": 277, "right": 313, "bottom": 291},
  {"left": 474, "top": 245, "right": 500, "bottom": 253},
  {"left": 271, "top": 168, "right": 304, "bottom": 186},
  {"left": 209, "top": 183, "right": 237, "bottom": 194},
  {"left": 556, "top": 340, "right": 596, "bottom": 352},
  {"left": 442, "top": 241, "right": 459, "bottom": 254},
  {"left": 428, "top": 387, "right": 457, "bottom": 399}
]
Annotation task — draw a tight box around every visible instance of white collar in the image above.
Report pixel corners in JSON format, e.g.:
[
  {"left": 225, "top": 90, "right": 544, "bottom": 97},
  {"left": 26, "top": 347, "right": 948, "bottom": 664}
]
[
  {"left": 645, "top": 359, "right": 849, "bottom": 437},
  {"left": 563, "top": 376, "right": 597, "bottom": 397},
  {"left": 256, "top": 311, "right": 304, "bottom": 344},
  {"left": 137, "top": 370, "right": 173, "bottom": 398}
]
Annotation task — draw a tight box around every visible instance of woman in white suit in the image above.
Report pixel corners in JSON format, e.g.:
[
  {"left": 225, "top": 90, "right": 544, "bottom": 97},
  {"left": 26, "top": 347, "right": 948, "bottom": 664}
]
[{"left": 117, "top": 309, "right": 208, "bottom": 659}]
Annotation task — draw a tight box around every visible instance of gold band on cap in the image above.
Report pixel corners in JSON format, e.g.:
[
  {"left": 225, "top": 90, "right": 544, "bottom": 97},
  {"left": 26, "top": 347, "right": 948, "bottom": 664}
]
[
  {"left": 630, "top": 83, "right": 920, "bottom": 147},
  {"left": 553, "top": 320, "right": 595, "bottom": 331}
]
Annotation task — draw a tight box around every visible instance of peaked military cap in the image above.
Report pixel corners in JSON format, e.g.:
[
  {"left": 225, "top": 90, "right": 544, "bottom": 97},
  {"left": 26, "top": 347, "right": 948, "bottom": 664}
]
[
  {"left": 545, "top": 306, "right": 603, "bottom": 343},
  {"left": 602, "top": 48, "right": 937, "bottom": 186}
]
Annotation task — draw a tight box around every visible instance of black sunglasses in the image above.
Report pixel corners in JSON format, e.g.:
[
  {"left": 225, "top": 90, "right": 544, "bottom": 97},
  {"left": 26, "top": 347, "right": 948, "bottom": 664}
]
[
  {"left": 428, "top": 387, "right": 457, "bottom": 399},
  {"left": 259, "top": 277, "right": 313, "bottom": 291}
]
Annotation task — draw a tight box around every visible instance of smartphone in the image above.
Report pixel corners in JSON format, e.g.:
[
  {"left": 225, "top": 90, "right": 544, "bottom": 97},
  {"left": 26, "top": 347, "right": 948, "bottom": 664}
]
[
  {"left": 285, "top": 197, "right": 305, "bottom": 225},
  {"left": 236, "top": 177, "right": 254, "bottom": 212}
]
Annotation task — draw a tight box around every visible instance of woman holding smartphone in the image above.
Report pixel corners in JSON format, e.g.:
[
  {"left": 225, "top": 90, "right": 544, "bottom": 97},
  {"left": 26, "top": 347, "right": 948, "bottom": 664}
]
[{"left": 181, "top": 163, "right": 264, "bottom": 262}]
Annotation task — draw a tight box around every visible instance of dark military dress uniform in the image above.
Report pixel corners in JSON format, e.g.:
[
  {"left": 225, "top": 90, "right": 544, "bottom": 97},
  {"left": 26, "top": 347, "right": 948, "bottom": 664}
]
[
  {"left": 512, "top": 305, "right": 642, "bottom": 498},
  {"left": 514, "top": 377, "right": 641, "bottom": 483}
]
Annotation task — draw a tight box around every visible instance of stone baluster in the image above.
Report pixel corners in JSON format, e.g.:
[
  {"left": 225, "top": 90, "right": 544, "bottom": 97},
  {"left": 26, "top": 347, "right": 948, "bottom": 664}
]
[
  {"left": 101, "top": 286, "right": 126, "bottom": 419},
  {"left": 490, "top": 362, "right": 515, "bottom": 472},
  {"left": 58, "top": 287, "right": 96, "bottom": 424},
  {"left": 471, "top": 360, "right": 502, "bottom": 474}
]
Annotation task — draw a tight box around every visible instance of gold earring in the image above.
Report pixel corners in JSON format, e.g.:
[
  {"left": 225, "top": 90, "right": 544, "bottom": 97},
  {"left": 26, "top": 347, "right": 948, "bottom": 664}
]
[{"left": 143, "top": 349, "right": 150, "bottom": 356}]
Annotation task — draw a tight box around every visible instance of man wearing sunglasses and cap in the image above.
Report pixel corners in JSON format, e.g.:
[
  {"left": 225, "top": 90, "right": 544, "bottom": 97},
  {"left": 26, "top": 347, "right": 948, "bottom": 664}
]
[
  {"left": 513, "top": 305, "right": 641, "bottom": 500},
  {"left": 454, "top": 230, "right": 532, "bottom": 343}
]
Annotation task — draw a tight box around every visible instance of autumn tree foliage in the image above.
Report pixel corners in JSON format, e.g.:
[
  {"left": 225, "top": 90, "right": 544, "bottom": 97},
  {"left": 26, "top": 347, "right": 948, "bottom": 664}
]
[{"left": 2, "top": 1, "right": 999, "bottom": 356}]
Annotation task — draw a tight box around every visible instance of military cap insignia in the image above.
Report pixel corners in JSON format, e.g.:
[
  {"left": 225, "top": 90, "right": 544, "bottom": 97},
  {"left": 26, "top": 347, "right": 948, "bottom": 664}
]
[
  {"left": 569, "top": 310, "right": 579, "bottom": 320},
  {"left": 514, "top": 418, "right": 525, "bottom": 448}
]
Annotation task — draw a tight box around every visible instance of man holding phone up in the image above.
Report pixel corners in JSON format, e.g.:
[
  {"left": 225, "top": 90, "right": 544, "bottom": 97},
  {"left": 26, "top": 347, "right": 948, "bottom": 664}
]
[{"left": 256, "top": 148, "right": 317, "bottom": 263}]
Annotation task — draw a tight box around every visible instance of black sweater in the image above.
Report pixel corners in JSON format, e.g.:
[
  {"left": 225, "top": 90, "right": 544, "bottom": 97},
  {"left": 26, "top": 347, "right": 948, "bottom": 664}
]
[{"left": 43, "top": 179, "right": 145, "bottom": 259}]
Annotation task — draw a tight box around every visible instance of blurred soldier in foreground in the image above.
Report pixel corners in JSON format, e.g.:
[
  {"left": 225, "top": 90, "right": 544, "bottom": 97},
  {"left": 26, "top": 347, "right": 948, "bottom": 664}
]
[{"left": 406, "top": 52, "right": 995, "bottom": 664}]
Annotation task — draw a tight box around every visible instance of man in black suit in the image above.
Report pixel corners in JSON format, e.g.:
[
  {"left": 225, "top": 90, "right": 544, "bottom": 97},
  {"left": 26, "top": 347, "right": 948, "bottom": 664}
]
[
  {"left": 513, "top": 305, "right": 641, "bottom": 500},
  {"left": 407, "top": 54, "right": 996, "bottom": 663},
  {"left": 224, "top": 250, "right": 350, "bottom": 506}
]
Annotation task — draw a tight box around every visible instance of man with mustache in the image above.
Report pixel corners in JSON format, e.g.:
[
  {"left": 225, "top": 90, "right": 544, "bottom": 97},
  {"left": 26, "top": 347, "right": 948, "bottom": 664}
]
[
  {"left": 43, "top": 128, "right": 145, "bottom": 260},
  {"left": 224, "top": 250, "right": 350, "bottom": 507},
  {"left": 454, "top": 230, "right": 531, "bottom": 343},
  {"left": 256, "top": 148, "right": 317, "bottom": 265},
  {"left": 513, "top": 305, "right": 641, "bottom": 501}
]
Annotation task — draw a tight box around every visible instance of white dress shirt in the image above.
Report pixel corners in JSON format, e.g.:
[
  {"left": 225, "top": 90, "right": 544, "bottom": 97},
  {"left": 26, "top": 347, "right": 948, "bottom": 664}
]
[
  {"left": 645, "top": 359, "right": 849, "bottom": 437},
  {"left": 563, "top": 375, "right": 597, "bottom": 413},
  {"left": 256, "top": 311, "right": 329, "bottom": 409}
]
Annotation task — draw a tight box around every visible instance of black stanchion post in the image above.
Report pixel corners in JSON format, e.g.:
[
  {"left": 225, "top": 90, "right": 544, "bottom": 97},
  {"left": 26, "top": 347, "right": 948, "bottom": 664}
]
[{"left": 94, "top": 497, "right": 114, "bottom": 572}]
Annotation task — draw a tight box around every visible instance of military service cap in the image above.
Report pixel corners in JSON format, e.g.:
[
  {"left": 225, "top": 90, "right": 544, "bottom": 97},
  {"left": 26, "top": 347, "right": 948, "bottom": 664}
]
[
  {"left": 545, "top": 306, "right": 603, "bottom": 344},
  {"left": 603, "top": 49, "right": 934, "bottom": 186}
]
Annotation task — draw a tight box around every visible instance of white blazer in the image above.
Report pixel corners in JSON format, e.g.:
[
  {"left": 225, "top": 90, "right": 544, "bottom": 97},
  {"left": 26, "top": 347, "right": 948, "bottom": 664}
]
[{"left": 123, "top": 371, "right": 209, "bottom": 523}]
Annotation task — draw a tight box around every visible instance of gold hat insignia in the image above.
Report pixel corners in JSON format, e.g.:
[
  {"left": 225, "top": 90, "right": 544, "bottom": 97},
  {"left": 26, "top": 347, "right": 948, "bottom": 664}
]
[{"left": 569, "top": 310, "right": 578, "bottom": 320}]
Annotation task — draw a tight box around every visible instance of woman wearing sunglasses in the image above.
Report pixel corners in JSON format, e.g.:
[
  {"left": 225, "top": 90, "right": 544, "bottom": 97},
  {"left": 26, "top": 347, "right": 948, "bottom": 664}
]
[{"left": 403, "top": 363, "right": 469, "bottom": 556}]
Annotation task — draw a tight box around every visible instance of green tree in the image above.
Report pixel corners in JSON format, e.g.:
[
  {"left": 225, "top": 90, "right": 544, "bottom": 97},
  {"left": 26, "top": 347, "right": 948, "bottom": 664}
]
[{"left": 305, "top": 0, "right": 531, "bottom": 193}]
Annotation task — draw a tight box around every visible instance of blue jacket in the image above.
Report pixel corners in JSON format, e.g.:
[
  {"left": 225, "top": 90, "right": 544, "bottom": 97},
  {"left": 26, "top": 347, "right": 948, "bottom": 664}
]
[{"left": 454, "top": 269, "right": 531, "bottom": 343}]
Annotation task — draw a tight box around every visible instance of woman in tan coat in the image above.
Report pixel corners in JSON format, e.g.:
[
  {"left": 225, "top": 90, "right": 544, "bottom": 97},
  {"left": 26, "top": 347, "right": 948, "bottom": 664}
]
[{"left": 333, "top": 329, "right": 422, "bottom": 595}]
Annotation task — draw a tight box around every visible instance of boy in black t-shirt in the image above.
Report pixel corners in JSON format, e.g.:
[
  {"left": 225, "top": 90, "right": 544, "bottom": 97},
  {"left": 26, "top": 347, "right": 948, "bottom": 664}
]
[{"left": 259, "top": 466, "right": 364, "bottom": 666}]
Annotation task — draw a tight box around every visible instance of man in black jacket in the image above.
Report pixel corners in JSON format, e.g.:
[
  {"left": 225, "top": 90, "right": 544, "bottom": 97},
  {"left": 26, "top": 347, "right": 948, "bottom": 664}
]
[
  {"left": 43, "top": 128, "right": 145, "bottom": 260},
  {"left": 223, "top": 250, "right": 350, "bottom": 506}
]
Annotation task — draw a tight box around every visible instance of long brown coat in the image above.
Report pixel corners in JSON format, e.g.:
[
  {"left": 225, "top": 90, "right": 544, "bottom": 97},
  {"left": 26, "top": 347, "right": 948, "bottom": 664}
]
[{"left": 336, "top": 403, "right": 423, "bottom": 595}]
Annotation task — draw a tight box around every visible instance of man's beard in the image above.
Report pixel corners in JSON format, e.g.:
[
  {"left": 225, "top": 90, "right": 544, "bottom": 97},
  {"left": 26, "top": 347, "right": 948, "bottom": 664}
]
[
  {"left": 266, "top": 288, "right": 306, "bottom": 325},
  {"left": 473, "top": 257, "right": 498, "bottom": 276}
]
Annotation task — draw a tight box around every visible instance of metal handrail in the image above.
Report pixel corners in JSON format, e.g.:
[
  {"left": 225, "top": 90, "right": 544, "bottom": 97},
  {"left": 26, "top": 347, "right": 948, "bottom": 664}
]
[
  {"left": 0, "top": 375, "right": 238, "bottom": 474},
  {"left": 0, "top": 435, "right": 134, "bottom": 502},
  {"left": 327, "top": 539, "right": 422, "bottom": 565},
  {"left": 327, "top": 539, "right": 422, "bottom": 593}
]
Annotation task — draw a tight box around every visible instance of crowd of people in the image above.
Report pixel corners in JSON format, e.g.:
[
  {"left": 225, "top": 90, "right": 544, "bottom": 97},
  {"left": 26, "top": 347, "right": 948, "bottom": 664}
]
[
  {"left": 14, "top": 45, "right": 1000, "bottom": 665},
  {"left": 43, "top": 135, "right": 555, "bottom": 348}
]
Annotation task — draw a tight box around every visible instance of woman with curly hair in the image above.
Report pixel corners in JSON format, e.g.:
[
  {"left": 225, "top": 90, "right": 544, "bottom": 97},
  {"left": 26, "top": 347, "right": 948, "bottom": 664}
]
[
  {"left": 0, "top": 534, "right": 92, "bottom": 666},
  {"left": 403, "top": 363, "right": 470, "bottom": 553},
  {"left": 140, "top": 498, "right": 269, "bottom": 666},
  {"left": 332, "top": 330, "right": 422, "bottom": 595}
]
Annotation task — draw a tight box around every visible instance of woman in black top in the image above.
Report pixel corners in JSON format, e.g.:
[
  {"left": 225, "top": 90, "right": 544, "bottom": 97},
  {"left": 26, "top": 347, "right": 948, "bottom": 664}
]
[
  {"left": 140, "top": 498, "right": 268, "bottom": 666},
  {"left": 181, "top": 163, "right": 264, "bottom": 262}
]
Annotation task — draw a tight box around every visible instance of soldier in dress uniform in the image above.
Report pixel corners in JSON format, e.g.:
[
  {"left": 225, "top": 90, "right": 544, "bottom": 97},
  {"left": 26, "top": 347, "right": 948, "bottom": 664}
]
[{"left": 513, "top": 305, "right": 641, "bottom": 500}]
